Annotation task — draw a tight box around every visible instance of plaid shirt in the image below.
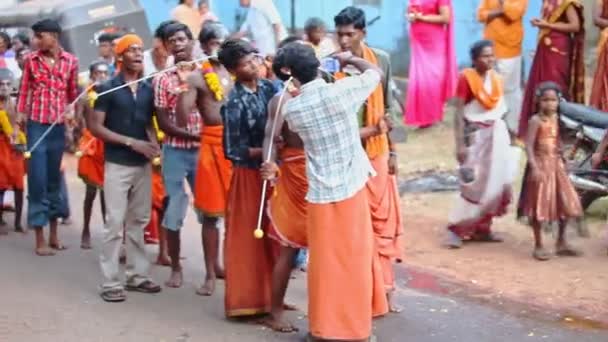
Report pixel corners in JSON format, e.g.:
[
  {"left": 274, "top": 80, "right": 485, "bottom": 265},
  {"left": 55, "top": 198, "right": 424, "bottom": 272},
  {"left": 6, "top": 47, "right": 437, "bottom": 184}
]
[
  {"left": 17, "top": 50, "right": 79, "bottom": 124},
  {"left": 221, "top": 80, "right": 277, "bottom": 169},
  {"left": 153, "top": 70, "right": 201, "bottom": 149},
  {"left": 283, "top": 69, "right": 380, "bottom": 204}
]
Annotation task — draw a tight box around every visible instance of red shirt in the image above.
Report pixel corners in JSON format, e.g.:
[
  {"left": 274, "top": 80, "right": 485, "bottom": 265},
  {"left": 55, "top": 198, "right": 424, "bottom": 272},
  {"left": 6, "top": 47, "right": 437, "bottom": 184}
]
[
  {"left": 455, "top": 73, "right": 474, "bottom": 104},
  {"left": 17, "top": 49, "right": 79, "bottom": 124},
  {"left": 153, "top": 70, "right": 201, "bottom": 149}
]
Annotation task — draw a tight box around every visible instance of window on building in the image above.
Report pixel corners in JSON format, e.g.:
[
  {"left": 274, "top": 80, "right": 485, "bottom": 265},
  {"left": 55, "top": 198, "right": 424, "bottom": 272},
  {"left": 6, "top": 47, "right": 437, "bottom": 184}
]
[{"left": 353, "top": 0, "right": 382, "bottom": 6}]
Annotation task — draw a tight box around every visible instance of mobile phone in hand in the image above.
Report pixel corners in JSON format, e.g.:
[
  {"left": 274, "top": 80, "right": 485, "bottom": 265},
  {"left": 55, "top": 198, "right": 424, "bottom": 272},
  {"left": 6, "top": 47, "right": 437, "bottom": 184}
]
[{"left": 321, "top": 58, "right": 341, "bottom": 74}]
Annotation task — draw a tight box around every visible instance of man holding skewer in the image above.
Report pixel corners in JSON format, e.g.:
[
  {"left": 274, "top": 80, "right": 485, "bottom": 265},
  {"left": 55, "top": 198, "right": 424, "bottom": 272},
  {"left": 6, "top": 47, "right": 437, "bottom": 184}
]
[
  {"left": 88, "top": 34, "right": 162, "bottom": 302},
  {"left": 17, "top": 19, "right": 79, "bottom": 256}
]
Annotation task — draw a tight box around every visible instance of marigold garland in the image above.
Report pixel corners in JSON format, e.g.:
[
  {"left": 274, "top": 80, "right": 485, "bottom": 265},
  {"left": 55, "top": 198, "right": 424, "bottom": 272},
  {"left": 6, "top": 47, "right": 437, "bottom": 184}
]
[{"left": 201, "top": 61, "right": 224, "bottom": 101}]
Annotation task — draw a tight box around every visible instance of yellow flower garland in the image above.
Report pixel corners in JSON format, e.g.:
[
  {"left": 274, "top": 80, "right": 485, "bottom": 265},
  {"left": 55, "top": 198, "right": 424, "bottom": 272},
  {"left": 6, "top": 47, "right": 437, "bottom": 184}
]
[{"left": 201, "top": 61, "right": 224, "bottom": 101}]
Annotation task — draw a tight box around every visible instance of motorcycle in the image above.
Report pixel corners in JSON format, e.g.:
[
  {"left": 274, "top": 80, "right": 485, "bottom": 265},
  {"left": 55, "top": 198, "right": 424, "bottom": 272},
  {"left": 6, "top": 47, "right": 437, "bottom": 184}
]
[{"left": 559, "top": 99, "right": 608, "bottom": 210}]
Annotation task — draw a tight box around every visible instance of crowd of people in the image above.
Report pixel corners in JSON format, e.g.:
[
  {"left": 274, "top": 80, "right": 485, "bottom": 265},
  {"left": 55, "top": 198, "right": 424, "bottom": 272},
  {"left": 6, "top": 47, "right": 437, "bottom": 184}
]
[{"left": 0, "top": 0, "right": 608, "bottom": 341}]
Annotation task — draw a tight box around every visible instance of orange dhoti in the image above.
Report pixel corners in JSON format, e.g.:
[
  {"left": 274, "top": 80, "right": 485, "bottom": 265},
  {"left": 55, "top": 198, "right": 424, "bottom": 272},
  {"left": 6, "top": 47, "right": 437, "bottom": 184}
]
[
  {"left": 307, "top": 188, "right": 375, "bottom": 340},
  {"left": 145, "top": 169, "right": 166, "bottom": 244},
  {"left": 224, "top": 167, "right": 277, "bottom": 317},
  {"left": 368, "top": 153, "right": 404, "bottom": 295},
  {"left": 77, "top": 129, "right": 105, "bottom": 189},
  {"left": 267, "top": 148, "right": 308, "bottom": 248},
  {"left": 0, "top": 135, "right": 25, "bottom": 191},
  {"left": 194, "top": 125, "right": 232, "bottom": 218}
]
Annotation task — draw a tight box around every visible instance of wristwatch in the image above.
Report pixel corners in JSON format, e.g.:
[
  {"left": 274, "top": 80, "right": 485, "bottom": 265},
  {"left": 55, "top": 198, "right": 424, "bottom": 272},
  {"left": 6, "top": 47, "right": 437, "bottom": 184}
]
[{"left": 124, "top": 137, "right": 133, "bottom": 148}]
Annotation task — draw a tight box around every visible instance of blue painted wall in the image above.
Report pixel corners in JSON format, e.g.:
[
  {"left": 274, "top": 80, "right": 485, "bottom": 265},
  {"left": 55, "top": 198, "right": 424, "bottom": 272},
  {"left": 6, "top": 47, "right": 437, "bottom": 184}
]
[{"left": 141, "top": 0, "right": 543, "bottom": 76}]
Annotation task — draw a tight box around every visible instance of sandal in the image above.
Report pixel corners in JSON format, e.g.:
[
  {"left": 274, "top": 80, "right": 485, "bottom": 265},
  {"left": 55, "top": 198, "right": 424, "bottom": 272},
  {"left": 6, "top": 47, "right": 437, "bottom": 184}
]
[
  {"left": 100, "top": 289, "right": 126, "bottom": 303},
  {"left": 533, "top": 248, "right": 551, "bottom": 261},
  {"left": 125, "top": 280, "right": 162, "bottom": 294}
]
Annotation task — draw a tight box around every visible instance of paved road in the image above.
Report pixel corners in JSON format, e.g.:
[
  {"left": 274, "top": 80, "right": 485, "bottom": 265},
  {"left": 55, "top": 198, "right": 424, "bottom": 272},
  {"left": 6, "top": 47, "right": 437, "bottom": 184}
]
[{"left": 0, "top": 167, "right": 606, "bottom": 341}]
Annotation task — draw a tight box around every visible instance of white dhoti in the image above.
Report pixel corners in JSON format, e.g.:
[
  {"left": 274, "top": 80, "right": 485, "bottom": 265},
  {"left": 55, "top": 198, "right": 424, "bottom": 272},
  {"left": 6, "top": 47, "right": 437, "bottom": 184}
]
[{"left": 495, "top": 56, "right": 523, "bottom": 134}]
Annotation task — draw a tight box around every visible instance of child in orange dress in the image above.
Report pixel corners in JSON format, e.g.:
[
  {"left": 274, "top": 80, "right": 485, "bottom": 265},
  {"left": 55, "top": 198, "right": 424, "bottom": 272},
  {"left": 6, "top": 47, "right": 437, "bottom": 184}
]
[
  {"left": 0, "top": 69, "right": 25, "bottom": 234},
  {"left": 77, "top": 62, "right": 109, "bottom": 249},
  {"left": 517, "top": 82, "right": 583, "bottom": 261}
]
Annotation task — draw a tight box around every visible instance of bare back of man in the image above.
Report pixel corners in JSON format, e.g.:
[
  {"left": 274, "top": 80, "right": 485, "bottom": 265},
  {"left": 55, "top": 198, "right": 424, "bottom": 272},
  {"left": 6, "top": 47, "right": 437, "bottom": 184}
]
[{"left": 177, "top": 60, "right": 233, "bottom": 296}]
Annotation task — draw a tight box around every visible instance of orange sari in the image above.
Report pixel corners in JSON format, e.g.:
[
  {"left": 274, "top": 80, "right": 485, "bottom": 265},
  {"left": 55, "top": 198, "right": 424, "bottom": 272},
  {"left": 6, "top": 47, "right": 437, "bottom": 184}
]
[
  {"left": 194, "top": 125, "right": 232, "bottom": 217},
  {"left": 224, "top": 167, "right": 277, "bottom": 317}
]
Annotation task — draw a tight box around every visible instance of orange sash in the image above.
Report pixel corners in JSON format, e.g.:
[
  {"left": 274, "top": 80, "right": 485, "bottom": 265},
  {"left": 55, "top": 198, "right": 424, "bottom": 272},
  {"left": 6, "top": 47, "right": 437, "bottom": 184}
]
[
  {"left": 77, "top": 129, "right": 105, "bottom": 188},
  {"left": 462, "top": 68, "right": 503, "bottom": 109},
  {"left": 334, "top": 45, "right": 388, "bottom": 159}
]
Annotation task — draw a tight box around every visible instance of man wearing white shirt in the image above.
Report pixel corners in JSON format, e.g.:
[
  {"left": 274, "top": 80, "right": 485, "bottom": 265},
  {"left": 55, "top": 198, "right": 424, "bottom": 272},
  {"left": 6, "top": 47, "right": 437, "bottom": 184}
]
[{"left": 234, "top": 0, "right": 287, "bottom": 56}]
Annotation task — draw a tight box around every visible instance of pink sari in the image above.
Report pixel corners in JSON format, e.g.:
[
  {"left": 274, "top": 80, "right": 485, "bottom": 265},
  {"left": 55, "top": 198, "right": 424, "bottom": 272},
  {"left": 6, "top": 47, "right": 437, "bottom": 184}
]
[{"left": 405, "top": 0, "right": 457, "bottom": 127}]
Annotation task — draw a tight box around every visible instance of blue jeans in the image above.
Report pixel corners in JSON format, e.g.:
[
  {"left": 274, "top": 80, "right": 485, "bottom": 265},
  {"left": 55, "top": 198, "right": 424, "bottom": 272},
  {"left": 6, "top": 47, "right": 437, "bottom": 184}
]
[
  {"left": 59, "top": 171, "right": 70, "bottom": 218},
  {"left": 26, "top": 121, "right": 65, "bottom": 228},
  {"left": 161, "top": 145, "right": 198, "bottom": 231}
]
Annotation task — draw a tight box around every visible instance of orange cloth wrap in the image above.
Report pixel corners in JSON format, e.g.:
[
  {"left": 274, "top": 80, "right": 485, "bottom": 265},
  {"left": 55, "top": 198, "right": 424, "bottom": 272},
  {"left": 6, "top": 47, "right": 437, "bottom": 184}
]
[
  {"left": 462, "top": 68, "right": 503, "bottom": 110},
  {"left": 368, "top": 153, "right": 404, "bottom": 292},
  {"left": 152, "top": 169, "right": 166, "bottom": 211},
  {"left": 144, "top": 170, "right": 165, "bottom": 245},
  {"left": 307, "top": 188, "right": 378, "bottom": 340},
  {"left": 194, "top": 125, "right": 233, "bottom": 217},
  {"left": 267, "top": 148, "right": 308, "bottom": 248},
  {"left": 77, "top": 129, "right": 105, "bottom": 188},
  {"left": 362, "top": 44, "right": 389, "bottom": 159},
  {"left": 224, "top": 167, "right": 277, "bottom": 317},
  {"left": 0, "top": 134, "right": 24, "bottom": 190}
]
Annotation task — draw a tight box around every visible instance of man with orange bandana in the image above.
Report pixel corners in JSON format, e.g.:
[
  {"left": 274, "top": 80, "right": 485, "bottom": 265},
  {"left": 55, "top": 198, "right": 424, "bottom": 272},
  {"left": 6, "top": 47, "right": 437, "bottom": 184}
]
[
  {"left": 89, "top": 34, "right": 162, "bottom": 302},
  {"left": 0, "top": 68, "right": 25, "bottom": 235},
  {"left": 175, "top": 22, "right": 232, "bottom": 296},
  {"left": 334, "top": 6, "right": 403, "bottom": 314}
]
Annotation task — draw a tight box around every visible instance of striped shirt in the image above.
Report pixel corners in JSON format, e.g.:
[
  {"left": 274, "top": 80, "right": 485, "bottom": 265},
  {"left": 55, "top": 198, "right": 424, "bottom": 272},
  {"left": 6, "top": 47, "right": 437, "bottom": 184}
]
[
  {"left": 283, "top": 69, "right": 380, "bottom": 204},
  {"left": 153, "top": 70, "right": 201, "bottom": 149},
  {"left": 17, "top": 49, "right": 79, "bottom": 124}
]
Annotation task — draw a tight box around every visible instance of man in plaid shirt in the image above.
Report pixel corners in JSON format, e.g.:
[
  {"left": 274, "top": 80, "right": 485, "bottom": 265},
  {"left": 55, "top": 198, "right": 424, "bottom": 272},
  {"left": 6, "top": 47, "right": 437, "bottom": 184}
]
[
  {"left": 17, "top": 19, "right": 79, "bottom": 256},
  {"left": 153, "top": 23, "right": 202, "bottom": 289},
  {"left": 278, "top": 43, "right": 383, "bottom": 341}
]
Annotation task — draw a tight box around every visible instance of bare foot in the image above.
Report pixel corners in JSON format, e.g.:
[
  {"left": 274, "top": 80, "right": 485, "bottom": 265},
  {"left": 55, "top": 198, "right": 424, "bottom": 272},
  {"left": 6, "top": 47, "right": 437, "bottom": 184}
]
[
  {"left": 389, "top": 304, "right": 403, "bottom": 313},
  {"left": 196, "top": 278, "right": 215, "bottom": 296},
  {"left": 49, "top": 242, "right": 68, "bottom": 251},
  {"left": 283, "top": 303, "right": 298, "bottom": 311},
  {"left": 215, "top": 265, "right": 225, "bottom": 279},
  {"left": 35, "top": 246, "right": 56, "bottom": 256},
  {"left": 155, "top": 255, "right": 171, "bottom": 266},
  {"left": 262, "top": 314, "right": 299, "bottom": 333},
  {"left": 81, "top": 235, "right": 92, "bottom": 250},
  {"left": 165, "top": 269, "right": 183, "bottom": 288}
]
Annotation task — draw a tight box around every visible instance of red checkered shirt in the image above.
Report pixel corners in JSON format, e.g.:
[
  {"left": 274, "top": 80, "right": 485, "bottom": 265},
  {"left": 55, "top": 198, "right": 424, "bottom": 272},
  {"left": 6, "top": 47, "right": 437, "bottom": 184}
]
[
  {"left": 153, "top": 70, "right": 201, "bottom": 149},
  {"left": 17, "top": 50, "right": 79, "bottom": 124}
]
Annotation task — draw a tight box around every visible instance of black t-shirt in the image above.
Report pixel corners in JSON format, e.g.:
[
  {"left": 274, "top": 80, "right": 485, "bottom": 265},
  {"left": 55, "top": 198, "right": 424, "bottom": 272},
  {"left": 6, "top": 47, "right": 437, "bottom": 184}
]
[{"left": 94, "top": 75, "right": 154, "bottom": 166}]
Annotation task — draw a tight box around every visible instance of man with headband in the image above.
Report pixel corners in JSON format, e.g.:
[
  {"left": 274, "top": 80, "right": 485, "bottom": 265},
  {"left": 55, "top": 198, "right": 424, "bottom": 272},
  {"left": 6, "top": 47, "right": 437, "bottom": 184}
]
[
  {"left": 17, "top": 19, "right": 79, "bottom": 256},
  {"left": 88, "top": 34, "right": 162, "bottom": 302},
  {"left": 0, "top": 68, "right": 25, "bottom": 235}
]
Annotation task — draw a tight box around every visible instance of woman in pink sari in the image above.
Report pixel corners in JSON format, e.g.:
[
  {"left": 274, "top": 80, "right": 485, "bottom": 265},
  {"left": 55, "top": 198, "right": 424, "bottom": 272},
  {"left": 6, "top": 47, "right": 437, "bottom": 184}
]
[{"left": 405, "top": 0, "right": 457, "bottom": 128}]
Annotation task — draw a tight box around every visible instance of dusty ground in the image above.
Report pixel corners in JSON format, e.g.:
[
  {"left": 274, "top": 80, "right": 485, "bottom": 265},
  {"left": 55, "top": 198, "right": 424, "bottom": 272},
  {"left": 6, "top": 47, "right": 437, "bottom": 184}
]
[{"left": 396, "top": 119, "right": 608, "bottom": 325}]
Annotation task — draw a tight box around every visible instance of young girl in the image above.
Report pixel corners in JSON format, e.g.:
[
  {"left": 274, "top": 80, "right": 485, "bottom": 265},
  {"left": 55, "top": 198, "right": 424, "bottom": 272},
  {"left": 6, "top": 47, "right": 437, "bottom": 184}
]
[{"left": 518, "top": 82, "right": 583, "bottom": 261}]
